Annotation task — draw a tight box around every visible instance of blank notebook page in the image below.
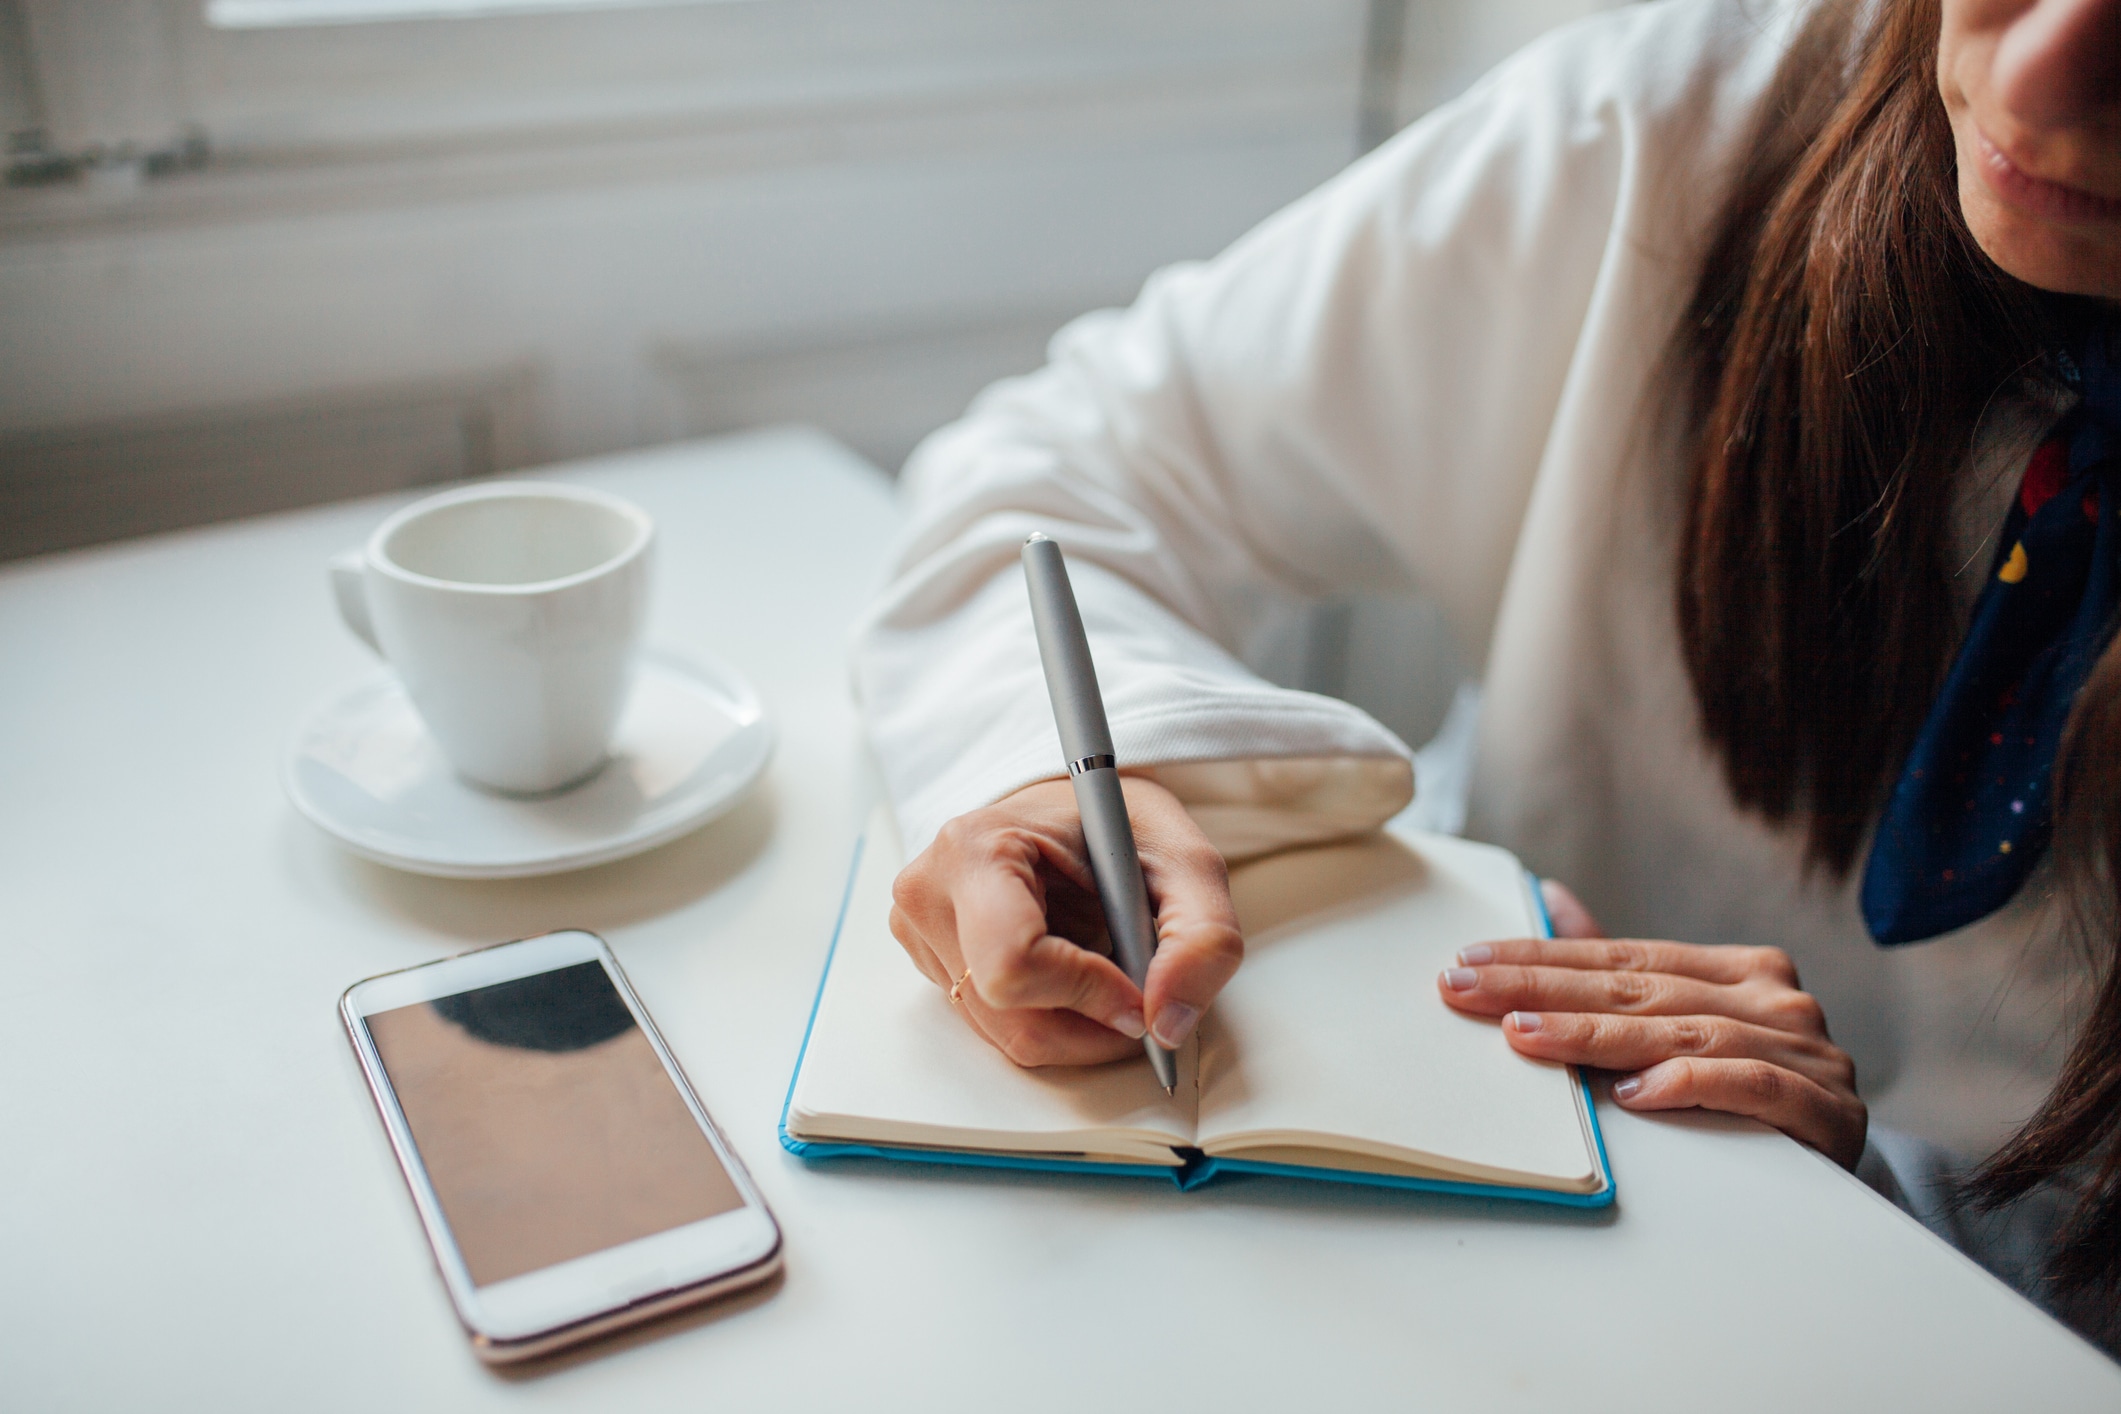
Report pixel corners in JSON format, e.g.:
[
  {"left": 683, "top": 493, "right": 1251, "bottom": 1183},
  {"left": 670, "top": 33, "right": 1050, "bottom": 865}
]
[{"left": 1196, "top": 830, "right": 1599, "bottom": 1189}]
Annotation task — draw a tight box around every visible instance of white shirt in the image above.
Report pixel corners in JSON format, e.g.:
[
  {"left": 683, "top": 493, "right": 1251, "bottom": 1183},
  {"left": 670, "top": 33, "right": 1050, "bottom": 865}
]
[{"left": 849, "top": 0, "right": 2058, "bottom": 1101}]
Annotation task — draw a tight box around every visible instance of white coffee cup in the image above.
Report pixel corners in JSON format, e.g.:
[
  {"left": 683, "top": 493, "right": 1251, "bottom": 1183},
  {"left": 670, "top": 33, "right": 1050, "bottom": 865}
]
[{"left": 329, "top": 481, "right": 655, "bottom": 795}]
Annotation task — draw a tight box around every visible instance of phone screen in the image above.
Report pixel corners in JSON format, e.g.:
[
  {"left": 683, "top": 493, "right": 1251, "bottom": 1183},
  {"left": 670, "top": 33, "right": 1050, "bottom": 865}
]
[{"left": 364, "top": 960, "right": 744, "bottom": 1288}]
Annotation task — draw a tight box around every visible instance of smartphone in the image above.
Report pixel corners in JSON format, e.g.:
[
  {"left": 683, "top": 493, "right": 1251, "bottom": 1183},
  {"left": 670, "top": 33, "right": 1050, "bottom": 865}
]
[{"left": 341, "top": 929, "right": 782, "bottom": 1363}]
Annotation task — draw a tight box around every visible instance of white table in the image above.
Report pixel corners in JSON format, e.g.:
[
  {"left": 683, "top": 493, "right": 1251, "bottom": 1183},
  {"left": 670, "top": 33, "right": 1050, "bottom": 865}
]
[{"left": 5, "top": 427, "right": 2117, "bottom": 1412}]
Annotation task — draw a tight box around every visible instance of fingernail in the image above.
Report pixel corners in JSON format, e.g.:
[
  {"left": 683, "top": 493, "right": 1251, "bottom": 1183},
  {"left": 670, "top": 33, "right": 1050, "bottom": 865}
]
[
  {"left": 1505, "top": 1011, "right": 1541, "bottom": 1033},
  {"left": 1151, "top": 1002, "right": 1200, "bottom": 1048},
  {"left": 1441, "top": 967, "right": 1479, "bottom": 992},
  {"left": 1613, "top": 1075, "right": 1643, "bottom": 1101},
  {"left": 1457, "top": 944, "right": 1494, "bottom": 965},
  {"left": 1106, "top": 1010, "right": 1147, "bottom": 1039}
]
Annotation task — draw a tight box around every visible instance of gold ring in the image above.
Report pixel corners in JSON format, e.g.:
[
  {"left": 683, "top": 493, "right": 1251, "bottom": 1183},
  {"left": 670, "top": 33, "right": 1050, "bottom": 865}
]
[{"left": 949, "top": 969, "right": 973, "bottom": 1004}]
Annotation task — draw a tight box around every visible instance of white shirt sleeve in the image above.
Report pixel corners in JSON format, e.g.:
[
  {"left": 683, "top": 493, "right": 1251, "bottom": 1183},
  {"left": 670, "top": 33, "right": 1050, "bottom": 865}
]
[{"left": 851, "top": 2, "right": 1728, "bottom": 858}]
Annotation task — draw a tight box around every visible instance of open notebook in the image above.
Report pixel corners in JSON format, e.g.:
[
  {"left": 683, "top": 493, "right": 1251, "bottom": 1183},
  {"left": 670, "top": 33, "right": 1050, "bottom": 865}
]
[{"left": 780, "top": 811, "right": 1613, "bottom": 1207}]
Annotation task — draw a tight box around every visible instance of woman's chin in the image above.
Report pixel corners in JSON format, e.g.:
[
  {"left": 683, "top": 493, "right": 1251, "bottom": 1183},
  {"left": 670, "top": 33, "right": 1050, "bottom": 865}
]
[{"left": 1958, "top": 168, "right": 2121, "bottom": 301}]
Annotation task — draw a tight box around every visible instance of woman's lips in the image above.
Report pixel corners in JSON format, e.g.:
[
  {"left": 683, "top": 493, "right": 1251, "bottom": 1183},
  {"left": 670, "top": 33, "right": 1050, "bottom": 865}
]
[{"left": 1975, "top": 129, "right": 2121, "bottom": 226}]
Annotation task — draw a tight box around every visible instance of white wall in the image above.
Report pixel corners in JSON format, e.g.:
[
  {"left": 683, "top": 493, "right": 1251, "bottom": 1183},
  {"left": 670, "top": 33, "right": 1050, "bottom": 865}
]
[
  {"left": 2, "top": 89, "right": 1356, "bottom": 464},
  {"left": 0, "top": 0, "right": 1621, "bottom": 570}
]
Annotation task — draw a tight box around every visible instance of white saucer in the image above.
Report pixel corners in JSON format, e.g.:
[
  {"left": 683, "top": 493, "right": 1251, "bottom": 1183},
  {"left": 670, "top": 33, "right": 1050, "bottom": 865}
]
[{"left": 284, "top": 651, "right": 774, "bottom": 879}]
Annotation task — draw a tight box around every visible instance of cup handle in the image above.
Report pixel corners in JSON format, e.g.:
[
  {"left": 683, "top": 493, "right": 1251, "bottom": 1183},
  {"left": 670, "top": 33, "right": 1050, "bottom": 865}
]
[{"left": 329, "top": 549, "right": 381, "bottom": 655}]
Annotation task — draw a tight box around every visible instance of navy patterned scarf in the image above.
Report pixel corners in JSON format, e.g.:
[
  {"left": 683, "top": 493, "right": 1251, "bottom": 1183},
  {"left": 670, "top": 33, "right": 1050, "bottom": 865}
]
[{"left": 1862, "top": 318, "right": 2121, "bottom": 945}]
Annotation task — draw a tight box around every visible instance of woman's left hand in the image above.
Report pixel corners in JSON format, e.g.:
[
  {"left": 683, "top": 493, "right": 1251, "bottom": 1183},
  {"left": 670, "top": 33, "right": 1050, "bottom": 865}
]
[{"left": 1436, "top": 882, "right": 1867, "bottom": 1169}]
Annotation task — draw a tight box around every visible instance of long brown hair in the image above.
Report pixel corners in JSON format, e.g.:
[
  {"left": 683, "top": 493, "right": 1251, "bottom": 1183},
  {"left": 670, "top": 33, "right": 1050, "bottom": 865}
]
[
  {"left": 1677, "top": 0, "right": 2121, "bottom": 1297},
  {"left": 1970, "top": 645, "right": 2121, "bottom": 1294}
]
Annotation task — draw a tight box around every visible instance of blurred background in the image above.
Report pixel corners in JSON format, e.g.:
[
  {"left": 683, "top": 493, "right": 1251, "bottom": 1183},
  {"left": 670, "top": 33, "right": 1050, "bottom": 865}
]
[
  {"left": 0, "top": 0, "right": 1621, "bottom": 564},
  {"left": 0, "top": 0, "right": 2069, "bottom": 1163}
]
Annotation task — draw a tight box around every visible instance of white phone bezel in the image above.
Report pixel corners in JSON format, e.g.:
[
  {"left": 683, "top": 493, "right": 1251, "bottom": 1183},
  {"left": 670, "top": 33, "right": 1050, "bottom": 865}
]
[{"left": 341, "top": 930, "right": 781, "bottom": 1347}]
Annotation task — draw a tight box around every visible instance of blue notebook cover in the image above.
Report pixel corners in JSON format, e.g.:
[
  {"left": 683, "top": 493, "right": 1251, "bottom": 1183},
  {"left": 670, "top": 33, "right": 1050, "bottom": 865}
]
[{"left": 780, "top": 832, "right": 1616, "bottom": 1209}]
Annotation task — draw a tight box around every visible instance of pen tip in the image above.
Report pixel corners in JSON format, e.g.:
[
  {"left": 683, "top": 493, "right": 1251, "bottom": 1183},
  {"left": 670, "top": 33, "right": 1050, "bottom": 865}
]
[
  {"left": 1163, "top": 1084, "right": 1175, "bottom": 1097},
  {"left": 1025, "top": 531, "right": 1050, "bottom": 546}
]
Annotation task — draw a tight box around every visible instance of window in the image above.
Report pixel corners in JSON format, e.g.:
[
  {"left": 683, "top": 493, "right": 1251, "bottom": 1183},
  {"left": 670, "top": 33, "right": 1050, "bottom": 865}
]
[
  {"left": 9, "top": 1, "right": 1365, "bottom": 163},
  {"left": 207, "top": 0, "right": 730, "bottom": 26}
]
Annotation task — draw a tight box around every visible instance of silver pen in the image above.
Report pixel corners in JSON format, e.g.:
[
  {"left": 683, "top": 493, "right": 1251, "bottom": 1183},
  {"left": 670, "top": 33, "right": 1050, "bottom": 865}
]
[{"left": 1021, "top": 532, "right": 1180, "bottom": 1095}]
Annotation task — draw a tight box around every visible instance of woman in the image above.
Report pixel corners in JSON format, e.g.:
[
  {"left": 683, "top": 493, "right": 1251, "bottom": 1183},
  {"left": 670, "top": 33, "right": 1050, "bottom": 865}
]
[{"left": 855, "top": 0, "right": 2120, "bottom": 1347}]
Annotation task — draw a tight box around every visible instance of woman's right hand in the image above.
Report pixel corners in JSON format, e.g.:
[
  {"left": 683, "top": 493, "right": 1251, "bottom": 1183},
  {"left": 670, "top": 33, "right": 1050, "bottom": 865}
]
[{"left": 888, "top": 775, "right": 1244, "bottom": 1068}]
